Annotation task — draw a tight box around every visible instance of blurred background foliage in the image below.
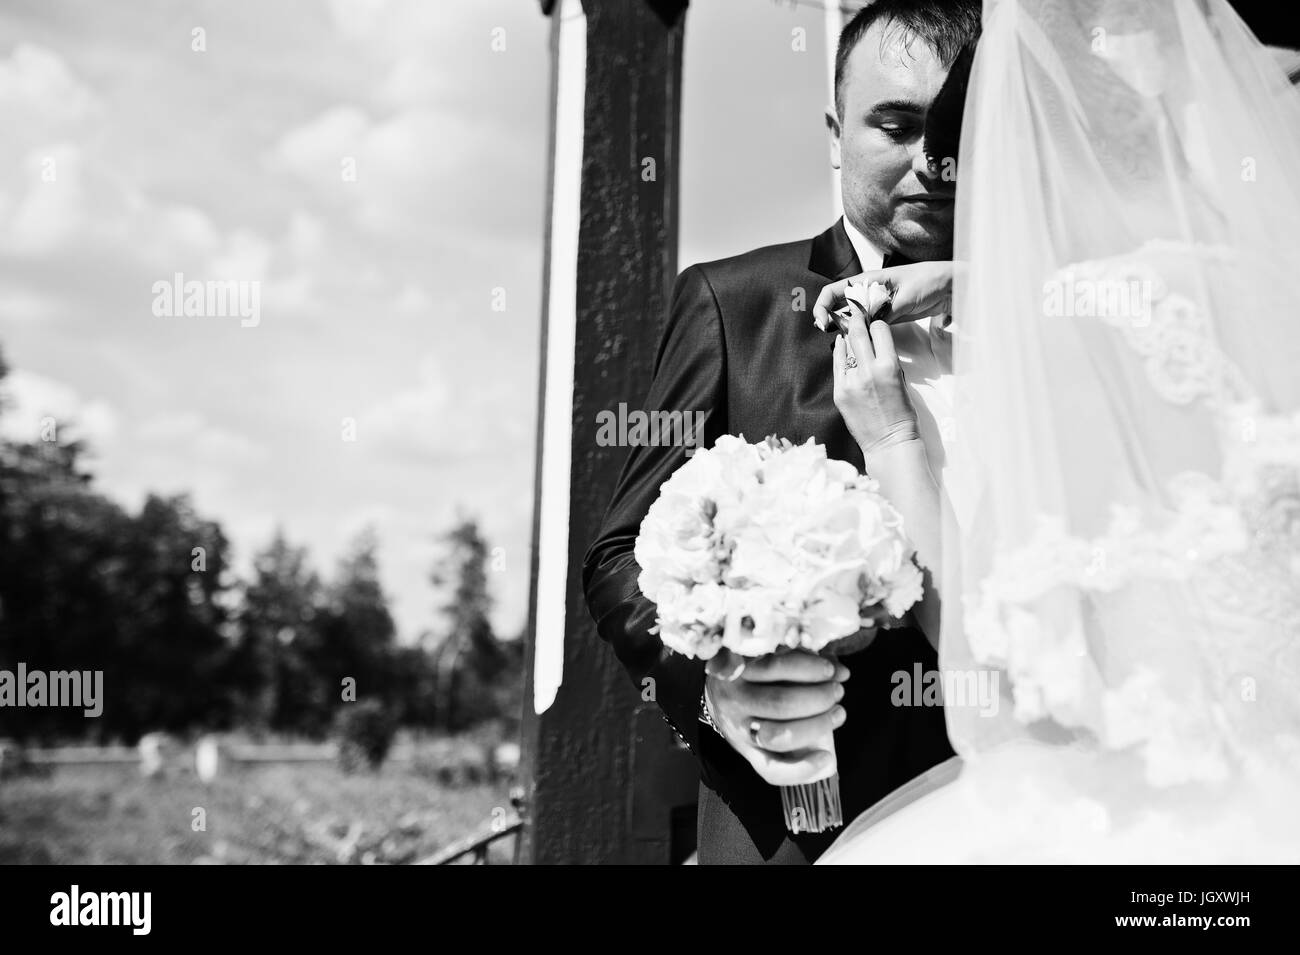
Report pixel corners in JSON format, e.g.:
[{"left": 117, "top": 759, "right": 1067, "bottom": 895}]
[{"left": 0, "top": 343, "right": 524, "bottom": 745}]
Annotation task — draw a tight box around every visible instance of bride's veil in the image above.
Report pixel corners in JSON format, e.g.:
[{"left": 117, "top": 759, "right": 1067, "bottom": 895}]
[{"left": 942, "top": 0, "right": 1300, "bottom": 784}]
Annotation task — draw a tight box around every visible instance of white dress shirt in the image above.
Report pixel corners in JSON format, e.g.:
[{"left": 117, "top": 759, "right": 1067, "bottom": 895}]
[{"left": 840, "top": 216, "right": 957, "bottom": 496}]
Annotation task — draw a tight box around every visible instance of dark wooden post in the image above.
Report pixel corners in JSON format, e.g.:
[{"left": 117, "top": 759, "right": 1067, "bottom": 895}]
[{"left": 519, "top": 0, "right": 695, "bottom": 864}]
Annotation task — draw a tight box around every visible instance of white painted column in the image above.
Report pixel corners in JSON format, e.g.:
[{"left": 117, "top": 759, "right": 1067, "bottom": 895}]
[
  {"left": 825, "top": 0, "right": 845, "bottom": 219},
  {"left": 533, "top": 0, "right": 586, "bottom": 716}
]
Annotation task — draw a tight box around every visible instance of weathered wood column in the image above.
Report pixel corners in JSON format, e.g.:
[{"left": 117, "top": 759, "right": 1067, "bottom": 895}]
[{"left": 519, "top": 0, "right": 695, "bottom": 864}]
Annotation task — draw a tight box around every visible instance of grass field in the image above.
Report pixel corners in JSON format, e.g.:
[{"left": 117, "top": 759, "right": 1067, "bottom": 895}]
[{"left": 0, "top": 761, "right": 515, "bottom": 865}]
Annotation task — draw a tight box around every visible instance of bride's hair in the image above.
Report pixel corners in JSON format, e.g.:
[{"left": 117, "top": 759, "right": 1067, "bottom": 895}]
[{"left": 833, "top": 0, "right": 983, "bottom": 120}]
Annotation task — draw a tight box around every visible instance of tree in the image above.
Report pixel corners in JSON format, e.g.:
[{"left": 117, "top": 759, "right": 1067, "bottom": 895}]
[
  {"left": 0, "top": 435, "right": 129, "bottom": 740},
  {"left": 0, "top": 345, "right": 234, "bottom": 740},
  {"left": 314, "top": 528, "right": 399, "bottom": 721},
  {"left": 228, "top": 530, "right": 326, "bottom": 734},
  {"left": 106, "top": 493, "right": 234, "bottom": 737},
  {"left": 427, "top": 518, "right": 520, "bottom": 731},
  {"left": 0, "top": 342, "right": 446, "bottom": 741}
]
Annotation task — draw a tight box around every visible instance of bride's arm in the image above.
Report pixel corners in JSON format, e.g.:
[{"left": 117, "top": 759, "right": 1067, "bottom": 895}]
[
  {"left": 859, "top": 435, "right": 944, "bottom": 650},
  {"left": 832, "top": 315, "right": 946, "bottom": 650}
]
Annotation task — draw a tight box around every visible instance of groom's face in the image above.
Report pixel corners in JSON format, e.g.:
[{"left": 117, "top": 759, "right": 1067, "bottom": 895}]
[{"left": 827, "top": 22, "right": 956, "bottom": 261}]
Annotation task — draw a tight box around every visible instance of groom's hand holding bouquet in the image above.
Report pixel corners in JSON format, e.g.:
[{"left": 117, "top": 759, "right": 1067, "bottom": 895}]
[
  {"left": 634, "top": 434, "right": 924, "bottom": 833},
  {"left": 703, "top": 647, "right": 851, "bottom": 789}
]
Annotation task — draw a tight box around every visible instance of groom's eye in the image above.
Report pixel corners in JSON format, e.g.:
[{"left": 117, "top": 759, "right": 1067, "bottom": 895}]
[{"left": 867, "top": 104, "right": 923, "bottom": 143}]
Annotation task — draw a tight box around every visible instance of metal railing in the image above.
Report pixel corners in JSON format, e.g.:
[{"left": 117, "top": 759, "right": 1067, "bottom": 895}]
[{"left": 417, "top": 790, "right": 527, "bottom": 865}]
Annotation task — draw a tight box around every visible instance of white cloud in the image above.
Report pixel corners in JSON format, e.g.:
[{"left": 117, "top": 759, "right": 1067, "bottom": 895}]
[
  {"left": 354, "top": 349, "right": 535, "bottom": 467},
  {"left": 0, "top": 142, "right": 228, "bottom": 268},
  {"left": 1, "top": 150, "right": 321, "bottom": 318},
  {"left": 0, "top": 286, "right": 57, "bottom": 324},
  {"left": 94, "top": 411, "right": 270, "bottom": 530},
  {"left": 207, "top": 228, "right": 273, "bottom": 282},
  {"left": 268, "top": 104, "right": 370, "bottom": 186},
  {"left": 357, "top": 353, "right": 454, "bottom": 462},
  {"left": 262, "top": 271, "right": 315, "bottom": 312},
  {"left": 0, "top": 369, "right": 119, "bottom": 447},
  {"left": 268, "top": 104, "right": 485, "bottom": 235},
  {"left": 284, "top": 211, "right": 326, "bottom": 262},
  {"left": 0, "top": 44, "right": 98, "bottom": 131},
  {"left": 0, "top": 0, "right": 549, "bottom": 644},
  {"left": 377, "top": 54, "right": 446, "bottom": 109},
  {"left": 135, "top": 411, "right": 261, "bottom": 459},
  {"left": 325, "top": 0, "right": 399, "bottom": 43},
  {"left": 6, "top": 144, "right": 86, "bottom": 254},
  {"left": 394, "top": 282, "right": 432, "bottom": 314}
]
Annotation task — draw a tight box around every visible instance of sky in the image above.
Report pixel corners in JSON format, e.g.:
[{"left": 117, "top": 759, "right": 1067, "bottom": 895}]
[{"left": 0, "top": 0, "right": 842, "bottom": 644}]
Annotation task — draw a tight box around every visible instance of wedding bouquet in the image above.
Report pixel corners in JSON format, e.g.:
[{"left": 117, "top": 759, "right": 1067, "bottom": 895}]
[{"left": 634, "top": 434, "right": 923, "bottom": 833}]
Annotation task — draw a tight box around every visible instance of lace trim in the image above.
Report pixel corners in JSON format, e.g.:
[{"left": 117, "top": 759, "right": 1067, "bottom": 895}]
[{"left": 966, "top": 244, "right": 1300, "bottom": 783}]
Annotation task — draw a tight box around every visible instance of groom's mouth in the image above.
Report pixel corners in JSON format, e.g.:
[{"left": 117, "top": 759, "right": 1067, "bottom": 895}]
[{"left": 899, "top": 193, "right": 954, "bottom": 208}]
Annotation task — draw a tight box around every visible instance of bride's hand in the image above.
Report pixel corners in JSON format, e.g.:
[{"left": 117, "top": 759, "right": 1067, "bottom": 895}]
[
  {"left": 832, "top": 306, "right": 920, "bottom": 457},
  {"left": 813, "top": 260, "right": 954, "bottom": 334}
]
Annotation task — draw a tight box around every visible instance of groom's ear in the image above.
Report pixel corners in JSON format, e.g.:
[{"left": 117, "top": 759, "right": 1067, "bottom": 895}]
[{"left": 825, "top": 106, "right": 842, "bottom": 170}]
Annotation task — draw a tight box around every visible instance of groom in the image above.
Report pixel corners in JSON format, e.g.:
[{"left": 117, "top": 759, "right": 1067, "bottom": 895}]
[{"left": 582, "top": 0, "right": 980, "bottom": 864}]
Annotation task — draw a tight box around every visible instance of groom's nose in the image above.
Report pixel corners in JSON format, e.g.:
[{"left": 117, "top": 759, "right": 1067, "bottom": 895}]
[
  {"left": 911, "top": 138, "right": 950, "bottom": 190},
  {"left": 909, "top": 132, "right": 961, "bottom": 192}
]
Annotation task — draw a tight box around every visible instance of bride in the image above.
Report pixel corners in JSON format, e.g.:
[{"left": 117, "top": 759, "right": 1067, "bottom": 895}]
[{"left": 815, "top": 0, "right": 1300, "bottom": 863}]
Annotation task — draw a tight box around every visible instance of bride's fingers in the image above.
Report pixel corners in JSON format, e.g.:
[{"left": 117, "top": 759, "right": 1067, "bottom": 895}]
[
  {"left": 813, "top": 278, "right": 852, "bottom": 332},
  {"left": 844, "top": 307, "right": 875, "bottom": 363},
  {"left": 868, "top": 318, "right": 899, "bottom": 366}
]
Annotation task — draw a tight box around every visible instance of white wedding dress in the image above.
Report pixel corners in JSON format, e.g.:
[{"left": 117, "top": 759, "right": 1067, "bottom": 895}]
[{"left": 821, "top": 0, "right": 1300, "bottom": 864}]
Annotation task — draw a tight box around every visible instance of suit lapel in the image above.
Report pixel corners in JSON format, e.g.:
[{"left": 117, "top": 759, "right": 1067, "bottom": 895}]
[
  {"left": 808, "top": 218, "right": 861, "bottom": 280},
  {"left": 802, "top": 220, "right": 867, "bottom": 474}
]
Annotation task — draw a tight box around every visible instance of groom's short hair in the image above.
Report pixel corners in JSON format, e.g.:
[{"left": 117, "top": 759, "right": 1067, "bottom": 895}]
[{"left": 834, "top": 0, "right": 982, "bottom": 118}]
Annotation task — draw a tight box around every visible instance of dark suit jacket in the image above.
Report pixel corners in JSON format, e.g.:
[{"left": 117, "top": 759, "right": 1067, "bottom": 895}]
[{"left": 581, "top": 220, "right": 955, "bottom": 861}]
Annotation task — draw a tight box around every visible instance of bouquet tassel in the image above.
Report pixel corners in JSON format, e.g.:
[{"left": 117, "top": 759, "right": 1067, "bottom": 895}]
[{"left": 780, "top": 774, "right": 843, "bottom": 834}]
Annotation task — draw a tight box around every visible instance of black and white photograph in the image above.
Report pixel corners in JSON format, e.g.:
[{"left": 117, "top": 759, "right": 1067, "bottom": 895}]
[{"left": 1, "top": 0, "right": 1297, "bottom": 910}]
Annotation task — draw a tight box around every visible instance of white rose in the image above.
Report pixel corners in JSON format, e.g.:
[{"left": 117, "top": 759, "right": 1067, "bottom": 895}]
[
  {"left": 721, "top": 587, "right": 790, "bottom": 657},
  {"left": 802, "top": 591, "right": 863, "bottom": 649},
  {"left": 681, "top": 580, "right": 727, "bottom": 629},
  {"left": 635, "top": 490, "right": 719, "bottom": 595},
  {"left": 845, "top": 279, "right": 892, "bottom": 318},
  {"left": 882, "top": 560, "right": 924, "bottom": 618}
]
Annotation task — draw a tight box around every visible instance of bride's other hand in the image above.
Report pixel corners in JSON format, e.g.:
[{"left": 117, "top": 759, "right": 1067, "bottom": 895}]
[
  {"left": 832, "top": 308, "right": 920, "bottom": 457},
  {"left": 813, "top": 260, "right": 954, "bottom": 334},
  {"left": 833, "top": 309, "right": 943, "bottom": 651}
]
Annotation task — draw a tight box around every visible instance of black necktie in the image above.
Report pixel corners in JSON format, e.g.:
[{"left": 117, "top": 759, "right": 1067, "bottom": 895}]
[{"left": 881, "top": 250, "right": 914, "bottom": 269}]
